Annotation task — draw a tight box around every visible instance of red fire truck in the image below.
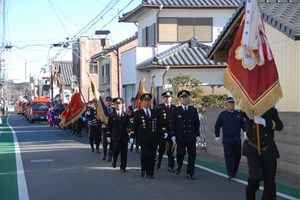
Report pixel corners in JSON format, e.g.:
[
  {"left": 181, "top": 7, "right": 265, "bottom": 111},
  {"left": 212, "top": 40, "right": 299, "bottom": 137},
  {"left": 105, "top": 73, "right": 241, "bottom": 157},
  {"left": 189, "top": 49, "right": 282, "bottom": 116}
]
[{"left": 28, "top": 97, "right": 51, "bottom": 123}]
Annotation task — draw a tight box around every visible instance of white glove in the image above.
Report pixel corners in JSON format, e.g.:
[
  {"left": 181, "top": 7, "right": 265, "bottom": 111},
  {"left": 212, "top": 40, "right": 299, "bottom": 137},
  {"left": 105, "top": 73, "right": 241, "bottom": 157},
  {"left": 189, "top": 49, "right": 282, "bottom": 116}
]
[
  {"left": 171, "top": 136, "right": 176, "bottom": 144},
  {"left": 164, "top": 133, "right": 168, "bottom": 139},
  {"left": 196, "top": 136, "right": 201, "bottom": 143},
  {"left": 133, "top": 108, "right": 137, "bottom": 112},
  {"left": 243, "top": 132, "right": 248, "bottom": 141},
  {"left": 130, "top": 138, "right": 134, "bottom": 144},
  {"left": 107, "top": 137, "right": 111, "bottom": 143},
  {"left": 254, "top": 116, "right": 266, "bottom": 127},
  {"left": 215, "top": 137, "right": 220, "bottom": 143}
]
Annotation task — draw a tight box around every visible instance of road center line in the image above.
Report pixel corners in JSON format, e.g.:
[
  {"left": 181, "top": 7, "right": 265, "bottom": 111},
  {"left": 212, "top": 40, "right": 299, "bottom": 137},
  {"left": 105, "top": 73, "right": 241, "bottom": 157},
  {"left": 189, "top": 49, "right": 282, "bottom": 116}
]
[{"left": 7, "top": 115, "right": 30, "bottom": 200}]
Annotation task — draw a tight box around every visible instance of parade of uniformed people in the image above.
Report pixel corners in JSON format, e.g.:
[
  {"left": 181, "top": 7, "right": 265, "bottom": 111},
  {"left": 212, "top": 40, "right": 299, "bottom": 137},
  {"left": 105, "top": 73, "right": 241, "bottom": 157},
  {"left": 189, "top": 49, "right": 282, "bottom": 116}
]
[{"left": 1, "top": 0, "right": 299, "bottom": 200}]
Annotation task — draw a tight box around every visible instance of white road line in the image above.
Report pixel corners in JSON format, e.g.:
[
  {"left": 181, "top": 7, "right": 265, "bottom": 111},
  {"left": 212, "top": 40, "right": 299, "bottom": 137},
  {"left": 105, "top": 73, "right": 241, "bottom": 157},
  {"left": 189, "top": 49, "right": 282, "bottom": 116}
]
[
  {"left": 7, "top": 116, "right": 30, "bottom": 200},
  {"left": 30, "top": 159, "right": 54, "bottom": 163},
  {"left": 164, "top": 155, "right": 297, "bottom": 200}
]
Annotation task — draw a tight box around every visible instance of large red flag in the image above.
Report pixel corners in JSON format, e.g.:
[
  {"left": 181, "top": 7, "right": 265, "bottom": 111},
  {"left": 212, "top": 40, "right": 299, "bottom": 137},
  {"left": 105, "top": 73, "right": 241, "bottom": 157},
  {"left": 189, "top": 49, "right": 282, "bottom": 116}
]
[
  {"left": 59, "top": 87, "right": 86, "bottom": 127},
  {"left": 224, "top": 9, "right": 282, "bottom": 119}
]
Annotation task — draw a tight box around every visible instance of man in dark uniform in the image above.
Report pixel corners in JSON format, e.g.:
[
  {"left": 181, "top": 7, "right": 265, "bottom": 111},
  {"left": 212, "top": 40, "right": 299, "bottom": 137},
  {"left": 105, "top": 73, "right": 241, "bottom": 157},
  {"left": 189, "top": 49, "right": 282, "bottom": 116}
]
[
  {"left": 242, "top": 108, "right": 283, "bottom": 200},
  {"left": 214, "top": 97, "right": 246, "bottom": 179},
  {"left": 102, "top": 96, "right": 114, "bottom": 161},
  {"left": 156, "top": 91, "right": 176, "bottom": 172},
  {"left": 127, "top": 97, "right": 139, "bottom": 152},
  {"left": 127, "top": 97, "right": 137, "bottom": 118},
  {"left": 86, "top": 99, "right": 102, "bottom": 153},
  {"left": 170, "top": 90, "right": 200, "bottom": 180},
  {"left": 106, "top": 98, "right": 131, "bottom": 172},
  {"left": 130, "top": 93, "right": 158, "bottom": 178}
]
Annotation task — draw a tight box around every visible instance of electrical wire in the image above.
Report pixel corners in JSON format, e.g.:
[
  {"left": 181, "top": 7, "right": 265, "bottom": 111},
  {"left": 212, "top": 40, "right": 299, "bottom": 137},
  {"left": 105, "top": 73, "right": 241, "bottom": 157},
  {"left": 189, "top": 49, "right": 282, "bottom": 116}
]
[{"left": 48, "top": 0, "right": 71, "bottom": 37}]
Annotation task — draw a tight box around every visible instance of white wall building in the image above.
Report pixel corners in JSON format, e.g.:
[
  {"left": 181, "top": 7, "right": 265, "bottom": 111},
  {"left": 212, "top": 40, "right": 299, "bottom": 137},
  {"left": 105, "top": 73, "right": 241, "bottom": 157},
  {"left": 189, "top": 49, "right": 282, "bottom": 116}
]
[{"left": 120, "top": 0, "right": 239, "bottom": 105}]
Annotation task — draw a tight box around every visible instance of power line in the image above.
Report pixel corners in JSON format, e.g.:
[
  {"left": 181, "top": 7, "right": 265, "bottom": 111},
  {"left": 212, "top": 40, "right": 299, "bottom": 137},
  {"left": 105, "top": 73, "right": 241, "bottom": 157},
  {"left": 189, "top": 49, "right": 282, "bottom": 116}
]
[{"left": 48, "top": 0, "right": 71, "bottom": 37}]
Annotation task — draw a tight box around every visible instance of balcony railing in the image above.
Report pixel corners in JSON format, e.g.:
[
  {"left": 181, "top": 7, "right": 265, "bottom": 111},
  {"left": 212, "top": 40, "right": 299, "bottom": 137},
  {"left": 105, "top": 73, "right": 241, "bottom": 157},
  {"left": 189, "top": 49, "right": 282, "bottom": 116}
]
[{"left": 100, "top": 76, "right": 110, "bottom": 85}]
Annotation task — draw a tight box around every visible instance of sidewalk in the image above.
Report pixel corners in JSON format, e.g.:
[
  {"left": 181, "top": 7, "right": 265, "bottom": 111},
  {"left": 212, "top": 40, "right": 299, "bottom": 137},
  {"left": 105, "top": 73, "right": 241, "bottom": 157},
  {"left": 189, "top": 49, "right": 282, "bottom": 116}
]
[{"left": 194, "top": 148, "right": 300, "bottom": 199}]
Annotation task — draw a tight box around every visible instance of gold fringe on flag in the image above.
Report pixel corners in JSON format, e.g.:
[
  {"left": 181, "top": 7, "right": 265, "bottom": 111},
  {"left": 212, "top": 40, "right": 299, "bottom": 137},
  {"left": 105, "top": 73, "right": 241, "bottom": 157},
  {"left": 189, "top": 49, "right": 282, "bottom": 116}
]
[{"left": 224, "top": 68, "right": 283, "bottom": 119}]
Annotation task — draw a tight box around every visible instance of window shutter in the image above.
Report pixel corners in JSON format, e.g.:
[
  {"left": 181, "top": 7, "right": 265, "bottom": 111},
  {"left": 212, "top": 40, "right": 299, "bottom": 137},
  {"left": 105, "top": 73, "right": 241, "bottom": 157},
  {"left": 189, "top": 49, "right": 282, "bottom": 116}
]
[
  {"left": 158, "top": 18, "right": 177, "bottom": 42},
  {"left": 194, "top": 18, "right": 213, "bottom": 42}
]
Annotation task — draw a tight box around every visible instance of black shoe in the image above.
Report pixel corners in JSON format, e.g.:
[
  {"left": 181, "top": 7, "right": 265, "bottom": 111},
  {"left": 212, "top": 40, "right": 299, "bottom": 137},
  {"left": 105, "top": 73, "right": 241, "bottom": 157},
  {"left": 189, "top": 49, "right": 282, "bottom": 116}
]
[
  {"left": 112, "top": 161, "right": 116, "bottom": 168},
  {"left": 167, "top": 167, "right": 175, "bottom": 173},
  {"left": 120, "top": 168, "right": 126, "bottom": 172},
  {"left": 91, "top": 148, "right": 95, "bottom": 152},
  {"left": 146, "top": 175, "right": 154, "bottom": 179},
  {"left": 96, "top": 150, "right": 100, "bottom": 154},
  {"left": 175, "top": 167, "right": 181, "bottom": 175},
  {"left": 228, "top": 175, "right": 236, "bottom": 179},
  {"left": 102, "top": 155, "right": 106, "bottom": 161},
  {"left": 130, "top": 144, "right": 133, "bottom": 152},
  {"left": 156, "top": 160, "right": 161, "bottom": 169},
  {"left": 187, "top": 174, "right": 195, "bottom": 180},
  {"left": 141, "top": 171, "right": 145, "bottom": 177},
  {"left": 108, "top": 157, "right": 112, "bottom": 162}
]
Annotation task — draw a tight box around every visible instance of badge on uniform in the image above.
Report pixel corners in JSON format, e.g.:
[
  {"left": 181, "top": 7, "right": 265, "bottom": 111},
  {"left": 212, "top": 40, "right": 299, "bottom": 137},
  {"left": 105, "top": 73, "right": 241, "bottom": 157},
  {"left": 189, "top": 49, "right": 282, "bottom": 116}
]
[{"left": 178, "top": 115, "right": 181, "bottom": 118}]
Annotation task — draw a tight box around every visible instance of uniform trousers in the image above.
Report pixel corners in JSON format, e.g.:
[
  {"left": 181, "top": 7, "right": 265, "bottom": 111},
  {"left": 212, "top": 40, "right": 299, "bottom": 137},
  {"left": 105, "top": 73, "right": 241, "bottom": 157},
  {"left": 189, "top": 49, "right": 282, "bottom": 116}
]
[
  {"left": 113, "top": 140, "right": 128, "bottom": 169},
  {"left": 140, "top": 144, "right": 157, "bottom": 176},
  {"left": 89, "top": 125, "right": 102, "bottom": 150},
  {"left": 176, "top": 142, "right": 196, "bottom": 175},
  {"left": 157, "top": 139, "right": 175, "bottom": 168},
  {"left": 246, "top": 153, "right": 277, "bottom": 200},
  {"left": 223, "top": 137, "right": 241, "bottom": 177}
]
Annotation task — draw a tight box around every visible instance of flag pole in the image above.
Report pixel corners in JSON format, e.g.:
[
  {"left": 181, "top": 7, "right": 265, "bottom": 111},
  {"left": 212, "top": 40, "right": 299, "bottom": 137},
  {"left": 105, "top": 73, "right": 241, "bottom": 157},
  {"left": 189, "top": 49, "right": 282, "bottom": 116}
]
[{"left": 256, "top": 124, "right": 261, "bottom": 155}]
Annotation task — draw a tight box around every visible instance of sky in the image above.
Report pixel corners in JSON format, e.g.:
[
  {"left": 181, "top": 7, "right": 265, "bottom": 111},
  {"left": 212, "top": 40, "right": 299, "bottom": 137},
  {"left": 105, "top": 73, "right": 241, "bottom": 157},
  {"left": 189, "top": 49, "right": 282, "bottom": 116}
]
[{"left": 0, "top": 0, "right": 140, "bottom": 81}]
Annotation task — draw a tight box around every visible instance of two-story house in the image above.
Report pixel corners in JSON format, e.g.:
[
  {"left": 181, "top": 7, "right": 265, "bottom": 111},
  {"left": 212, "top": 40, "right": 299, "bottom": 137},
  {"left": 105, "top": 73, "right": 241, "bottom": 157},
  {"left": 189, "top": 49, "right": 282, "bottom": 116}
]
[{"left": 119, "top": 0, "right": 240, "bottom": 105}]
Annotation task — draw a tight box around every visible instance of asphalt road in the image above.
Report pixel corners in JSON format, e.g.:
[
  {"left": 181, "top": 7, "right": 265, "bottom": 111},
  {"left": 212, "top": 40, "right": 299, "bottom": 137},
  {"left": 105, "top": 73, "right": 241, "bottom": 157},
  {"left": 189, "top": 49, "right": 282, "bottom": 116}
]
[{"left": 7, "top": 114, "right": 287, "bottom": 200}]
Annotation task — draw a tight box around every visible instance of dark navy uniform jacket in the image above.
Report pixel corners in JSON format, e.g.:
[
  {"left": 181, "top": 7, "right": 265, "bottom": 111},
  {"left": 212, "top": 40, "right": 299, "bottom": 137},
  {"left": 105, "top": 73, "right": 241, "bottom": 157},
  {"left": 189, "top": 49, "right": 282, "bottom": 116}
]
[
  {"left": 106, "top": 110, "right": 131, "bottom": 143},
  {"left": 214, "top": 110, "right": 245, "bottom": 143},
  {"left": 156, "top": 103, "right": 176, "bottom": 140},
  {"left": 86, "top": 107, "right": 101, "bottom": 126},
  {"left": 130, "top": 109, "right": 159, "bottom": 145},
  {"left": 170, "top": 105, "right": 200, "bottom": 143},
  {"left": 242, "top": 107, "right": 283, "bottom": 159}
]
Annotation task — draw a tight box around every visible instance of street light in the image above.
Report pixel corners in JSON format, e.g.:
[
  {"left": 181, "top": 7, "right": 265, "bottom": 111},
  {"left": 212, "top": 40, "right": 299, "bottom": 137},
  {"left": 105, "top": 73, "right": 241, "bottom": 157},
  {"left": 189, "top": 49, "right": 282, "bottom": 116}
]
[
  {"left": 95, "top": 30, "right": 121, "bottom": 97},
  {"left": 162, "top": 65, "right": 170, "bottom": 90}
]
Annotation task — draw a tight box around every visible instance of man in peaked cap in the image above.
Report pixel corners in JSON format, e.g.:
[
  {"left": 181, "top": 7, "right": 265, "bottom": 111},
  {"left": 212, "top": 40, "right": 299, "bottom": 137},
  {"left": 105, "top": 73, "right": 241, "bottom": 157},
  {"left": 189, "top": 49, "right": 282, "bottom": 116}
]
[
  {"left": 106, "top": 97, "right": 131, "bottom": 172},
  {"left": 130, "top": 93, "right": 159, "bottom": 178},
  {"left": 170, "top": 90, "right": 200, "bottom": 180},
  {"left": 86, "top": 99, "right": 102, "bottom": 154},
  {"left": 156, "top": 91, "right": 176, "bottom": 172}
]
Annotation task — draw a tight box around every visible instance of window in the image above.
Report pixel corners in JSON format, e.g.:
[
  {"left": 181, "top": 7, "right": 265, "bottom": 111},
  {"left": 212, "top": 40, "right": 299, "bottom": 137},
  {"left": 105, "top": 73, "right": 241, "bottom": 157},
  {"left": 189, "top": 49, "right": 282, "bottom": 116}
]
[
  {"left": 89, "top": 63, "right": 98, "bottom": 74},
  {"left": 158, "top": 18, "right": 177, "bottom": 42},
  {"left": 141, "top": 23, "right": 156, "bottom": 46},
  {"left": 158, "top": 18, "right": 213, "bottom": 43},
  {"left": 101, "top": 63, "right": 110, "bottom": 85}
]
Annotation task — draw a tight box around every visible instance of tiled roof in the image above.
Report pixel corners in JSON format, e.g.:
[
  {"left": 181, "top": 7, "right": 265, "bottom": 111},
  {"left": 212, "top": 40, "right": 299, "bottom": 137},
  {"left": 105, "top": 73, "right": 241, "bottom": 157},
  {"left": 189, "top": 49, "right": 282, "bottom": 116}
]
[
  {"left": 136, "top": 37, "right": 226, "bottom": 70},
  {"left": 52, "top": 61, "right": 73, "bottom": 85},
  {"left": 207, "top": 0, "right": 300, "bottom": 58},
  {"left": 142, "top": 0, "right": 240, "bottom": 6},
  {"left": 91, "top": 33, "right": 138, "bottom": 61},
  {"left": 120, "top": 0, "right": 240, "bottom": 22},
  {"left": 260, "top": 0, "right": 300, "bottom": 40}
]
